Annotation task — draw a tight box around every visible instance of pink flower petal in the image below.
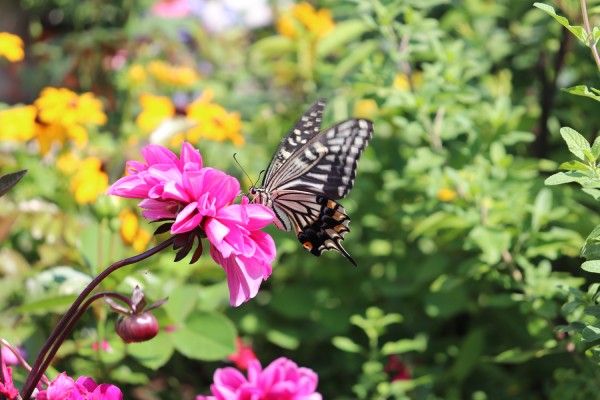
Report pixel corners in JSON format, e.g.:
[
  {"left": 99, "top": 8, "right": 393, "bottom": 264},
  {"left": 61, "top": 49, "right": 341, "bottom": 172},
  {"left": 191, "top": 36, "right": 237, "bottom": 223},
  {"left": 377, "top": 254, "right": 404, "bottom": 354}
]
[
  {"left": 142, "top": 144, "right": 178, "bottom": 166},
  {"left": 171, "top": 202, "right": 204, "bottom": 234}
]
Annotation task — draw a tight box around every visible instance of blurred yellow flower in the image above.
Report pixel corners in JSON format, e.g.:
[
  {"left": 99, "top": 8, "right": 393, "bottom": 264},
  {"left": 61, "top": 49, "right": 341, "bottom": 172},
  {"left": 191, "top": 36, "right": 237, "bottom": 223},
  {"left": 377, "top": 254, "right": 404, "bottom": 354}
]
[
  {"left": 119, "top": 209, "right": 151, "bottom": 252},
  {"left": 354, "top": 99, "right": 378, "bottom": 119},
  {"left": 0, "top": 106, "right": 37, "bottom": 141},
  {"left": 136, "top": 93, "right": 175, "bottom": 132},
  {"left": 277, "top": 2, "right": 335, "bottom": 39},
  {"left": 184, "top": 89, "right": 244, "bottom": 146},
  {"left": 35, "top": 87, "right": 107, "bottom": 127},
  {"left": 69, "top": 157, "right": 109, "bottom": 204},
  {"left": 437, "top": 188, "right": 457, "bottom": 202},
  {"left": 393, "top": 72, "right": 423, "bottom": 91},
  {"left": 127, "top": 64, "right": 147, "bottom": 85},
  {"left": 0, "top": 32, "right": 24, "bottom": 62},
  {"left": 147, "top": 61, "right": 200, "bottom": 87},
  {"left": 56, "top": 151, "right": 80, "bottom": 175},
  {"left": 33, "top": 87, "right": 106, "bottom": 153}
]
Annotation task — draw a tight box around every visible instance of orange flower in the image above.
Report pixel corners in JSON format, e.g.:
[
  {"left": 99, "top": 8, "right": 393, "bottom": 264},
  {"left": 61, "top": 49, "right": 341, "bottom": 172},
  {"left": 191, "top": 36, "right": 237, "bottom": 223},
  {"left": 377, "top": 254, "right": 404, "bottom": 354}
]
[{"left": 353, "top": 99, "right": 378, "bottom": 119}]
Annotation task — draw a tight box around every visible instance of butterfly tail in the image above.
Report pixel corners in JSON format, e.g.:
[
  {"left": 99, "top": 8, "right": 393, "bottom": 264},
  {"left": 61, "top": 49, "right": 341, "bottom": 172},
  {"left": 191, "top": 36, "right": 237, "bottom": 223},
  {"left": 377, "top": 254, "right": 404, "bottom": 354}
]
[{"left": 297, "top": 197, "right": 358, "bottom": 267}]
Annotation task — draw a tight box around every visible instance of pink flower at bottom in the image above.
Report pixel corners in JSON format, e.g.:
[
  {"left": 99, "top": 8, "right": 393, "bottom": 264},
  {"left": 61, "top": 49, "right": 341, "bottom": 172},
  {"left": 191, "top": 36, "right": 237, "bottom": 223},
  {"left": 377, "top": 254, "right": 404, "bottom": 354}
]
[
  {"left": 196, "top": 357, "right": 321, "bottom": 400},
  {"left": 0, "top": 351, "right": 19, "bottom": 400},
  {"left": 36, "top": 373, "right": 122, "bottom": 400}
]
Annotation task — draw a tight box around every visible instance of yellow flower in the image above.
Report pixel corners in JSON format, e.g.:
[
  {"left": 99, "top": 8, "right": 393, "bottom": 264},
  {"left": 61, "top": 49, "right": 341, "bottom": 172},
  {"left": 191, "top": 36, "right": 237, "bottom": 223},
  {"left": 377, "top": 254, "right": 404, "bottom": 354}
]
[
  {"left": 127, "top": 64, "right": 147, "bottom": 85},
  {"left": 32, "top": 87, "right": 106, "bottom": 153},
  {"left": 437, "top": 188, "right": 457, "bottom": 202},
  {"left": 147, "top": 61, "right": 200, "bottom": 87},
  {"left": 56, "top": 151, "right": 80, "bottom": 175},
  {"left": 0, "top": 105, "right": 37, "bottom": 141},
  {"left": 393, "top": 72, "right": 423, "bottom": 91},
  {"left": 119, "top": 209, "right": 139, "bottom": 244},
  {"left": 119, "top": 209, "right": 151, "bottom": 252},
  {"left": 136, "top": 93, "right": 175, "bottom": 133},
  {"left": 184, "top": 89, "right": 244, "bottom": 146},
  {"left": 35, "top": 87, "right": 107, "bottom": 127},
  {"left": 277, "top": 2, "right": 335, "bottom": 39},
  {"left": 0, "top": 32, "right": 24, "bottom": 62},
  {"left": 69, "top": 157, "right": 109, "bottom": 204},
  {"left": 353, "top": 99, "right": 378, "bottom": 119}
]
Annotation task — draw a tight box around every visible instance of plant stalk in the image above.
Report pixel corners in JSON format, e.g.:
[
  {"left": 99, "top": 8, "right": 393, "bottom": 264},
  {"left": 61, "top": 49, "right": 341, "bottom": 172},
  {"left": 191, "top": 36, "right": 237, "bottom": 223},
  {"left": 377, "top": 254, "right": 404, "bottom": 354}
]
[{"left": 20, "top": 237, "right": 174, "bottom": 400}]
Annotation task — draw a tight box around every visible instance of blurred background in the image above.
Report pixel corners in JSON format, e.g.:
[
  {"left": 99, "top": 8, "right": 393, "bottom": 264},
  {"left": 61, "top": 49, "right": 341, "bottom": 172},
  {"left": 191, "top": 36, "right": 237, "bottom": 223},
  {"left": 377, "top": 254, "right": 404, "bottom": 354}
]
[{"left": 1, "top": 0, "right": 600, "bottom": 398}]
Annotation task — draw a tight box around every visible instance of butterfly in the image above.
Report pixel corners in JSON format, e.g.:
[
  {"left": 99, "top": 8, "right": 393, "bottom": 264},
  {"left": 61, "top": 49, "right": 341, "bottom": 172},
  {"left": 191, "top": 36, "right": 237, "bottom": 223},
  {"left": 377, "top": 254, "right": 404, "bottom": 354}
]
[{"left": 250, "top": 99, "right": 373, "bottom": 266}]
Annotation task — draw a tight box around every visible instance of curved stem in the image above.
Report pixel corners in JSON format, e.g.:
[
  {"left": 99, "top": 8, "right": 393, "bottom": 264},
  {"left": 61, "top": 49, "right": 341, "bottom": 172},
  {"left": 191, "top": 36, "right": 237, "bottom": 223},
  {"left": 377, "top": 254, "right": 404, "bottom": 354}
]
[
  {"left": 27, "top": 292, "right": 126, "bottom": 394},
  {"left": 580, "top": 0, "right": 600, "bottom": 71},
  {"left": 20, "top": 237, "right": 174, "bottom": 400}
]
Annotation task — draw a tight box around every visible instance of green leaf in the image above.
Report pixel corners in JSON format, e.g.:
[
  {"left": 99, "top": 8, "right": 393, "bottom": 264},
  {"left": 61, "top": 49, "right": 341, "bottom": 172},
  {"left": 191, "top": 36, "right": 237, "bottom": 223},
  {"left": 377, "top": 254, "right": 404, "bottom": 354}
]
[
  {"left": 163, "top": 285, "right": 198, "bottom": 323},
  {"left": 172, "top": 312, "right": 236, "bottom": 361},
  {"left": 334, "top": 40, "right": 378, "bottom": 78},
  {"left": 560, "top": 127, "right": 591, "bottom": 161},
  {"left": 332, "top": 336, "right": 363, "bottom": 353},
  {"left": 581, "top": 325, "right": 600, "bottom": 342},
  {"left": 250, "top": 36, "right": 295, "bottom": 59},
  {"left": 381, "top": 335, "right": 428, "bottom": 355},
  {"left": 582, "top": 188, "right": 600, "bottom": 200},
  {"left": 127, "top": 332, "right": 175, "bottom": 370},
  {"left": 0, "top": 170, "right": 27, "bottom": 198},
  {"left": 266, "top": 329, "right": 300, "bottom": 350},
  {"left": 533, "top": 3, "right": 586, "bottom": 43},
  {"left": 16, "top": 294, "right": 77, "bottom": 314},
  {"left": 545, "top": 172, "right": 579, "bottom": 185},
  {"left": 582, "top": 260, "right": 600, "bottom": 273},
  {"left": 564, "top": 85, "right": 600, "bottom": 103},
  {"left": 317, "top": 20, "right": 370, "bottom": 57},
  {"left": 559, "top": 160, "right": 589, "bottom": 172},
  {"left": 592, "top": 136, "right": 600, "bottom": 159},
  {"left": 532, "top": 188, "right": 552, "bottom": 231}
]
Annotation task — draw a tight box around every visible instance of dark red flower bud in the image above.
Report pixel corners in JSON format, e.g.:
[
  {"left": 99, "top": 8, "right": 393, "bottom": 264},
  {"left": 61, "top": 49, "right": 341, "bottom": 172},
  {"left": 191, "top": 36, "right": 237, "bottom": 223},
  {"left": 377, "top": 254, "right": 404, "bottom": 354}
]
[{"left": 115, "top": 312, "right": 159, "bottom": 343}]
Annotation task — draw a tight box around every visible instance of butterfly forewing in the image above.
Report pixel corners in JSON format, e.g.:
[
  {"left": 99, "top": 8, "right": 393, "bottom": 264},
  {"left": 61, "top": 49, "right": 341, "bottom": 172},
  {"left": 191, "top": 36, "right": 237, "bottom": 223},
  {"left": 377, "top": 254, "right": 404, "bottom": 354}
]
[
  {"left": 266, "top": 118, "right": 373, "bottom": 200},
  {"left": 263, "top": 99, "right": 327, "bottom": 184}
]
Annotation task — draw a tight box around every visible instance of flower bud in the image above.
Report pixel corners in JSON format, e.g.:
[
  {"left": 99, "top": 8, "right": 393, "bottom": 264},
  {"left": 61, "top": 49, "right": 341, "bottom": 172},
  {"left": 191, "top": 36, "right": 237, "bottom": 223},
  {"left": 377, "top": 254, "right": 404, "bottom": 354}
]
[{"left": 115, "top": 312, "right": 159, "bottom": 343}]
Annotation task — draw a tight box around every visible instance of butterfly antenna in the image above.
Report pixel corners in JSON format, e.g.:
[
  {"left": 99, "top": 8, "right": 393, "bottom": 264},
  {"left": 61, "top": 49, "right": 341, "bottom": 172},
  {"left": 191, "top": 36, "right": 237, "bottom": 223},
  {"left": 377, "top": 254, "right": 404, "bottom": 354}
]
[{"left": 233, "top": 153, "right": 255, "bottom": 187}]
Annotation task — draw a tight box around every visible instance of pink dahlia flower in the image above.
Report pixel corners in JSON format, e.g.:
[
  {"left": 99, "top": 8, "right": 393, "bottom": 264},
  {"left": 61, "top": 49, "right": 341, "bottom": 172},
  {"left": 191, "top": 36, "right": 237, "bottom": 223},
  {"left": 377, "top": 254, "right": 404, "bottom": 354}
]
[
  {"left": 108, "top": 142, "right": 276, "bottom": 306},
  {"left": 0, "top": 350, "right": 18, "bottom": 400},
  {"left": 151, "top": 0, "right": 191, "bottom": 18},
  {"left": 36, "top": 373, "right": 122, "bottom": 400},
  {"left": 196, "top": 357, "right": 322, "bottom": 400}
]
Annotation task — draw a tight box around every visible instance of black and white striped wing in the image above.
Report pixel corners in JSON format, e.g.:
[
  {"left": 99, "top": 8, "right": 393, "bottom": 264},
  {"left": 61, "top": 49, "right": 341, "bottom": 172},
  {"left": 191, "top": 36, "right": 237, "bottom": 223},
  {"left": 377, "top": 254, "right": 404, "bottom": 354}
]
[
  {"left": 263, "top": 99, "right": 326, "bottom": 184},
  {"left": 265, "top": 118, "right": 373, "bottom": 200}
]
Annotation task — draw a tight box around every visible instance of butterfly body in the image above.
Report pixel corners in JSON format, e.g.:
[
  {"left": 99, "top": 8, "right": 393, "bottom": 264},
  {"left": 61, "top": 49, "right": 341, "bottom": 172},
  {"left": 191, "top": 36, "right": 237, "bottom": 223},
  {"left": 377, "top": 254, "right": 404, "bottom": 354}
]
[{"left": 251, "top": 99, "right": 373, "bottom": 266}]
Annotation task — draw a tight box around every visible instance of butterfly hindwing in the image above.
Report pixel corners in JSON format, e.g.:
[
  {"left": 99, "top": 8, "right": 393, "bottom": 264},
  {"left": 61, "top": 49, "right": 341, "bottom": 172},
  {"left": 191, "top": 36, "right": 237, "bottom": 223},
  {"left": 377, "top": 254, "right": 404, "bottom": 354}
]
[{"left": 296, "top": 195, "right": 355, "bottom": 266}]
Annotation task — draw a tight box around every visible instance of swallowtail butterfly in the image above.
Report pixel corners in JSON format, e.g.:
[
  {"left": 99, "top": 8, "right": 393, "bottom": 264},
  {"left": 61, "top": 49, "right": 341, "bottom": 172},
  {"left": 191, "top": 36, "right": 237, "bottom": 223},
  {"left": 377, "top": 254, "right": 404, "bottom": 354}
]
[{"left": 250, "top": 99, "right": 373, "bottom": 266}]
